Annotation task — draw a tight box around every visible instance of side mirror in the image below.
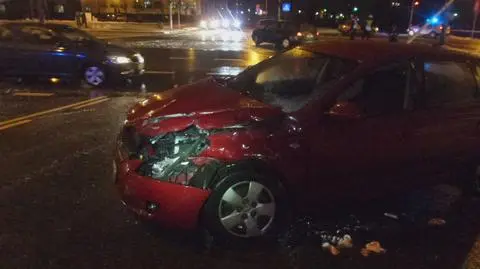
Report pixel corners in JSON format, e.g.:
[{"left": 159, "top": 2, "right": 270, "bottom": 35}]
[{"left": 326, "top": 101, "right": 363, "bottom": 120}]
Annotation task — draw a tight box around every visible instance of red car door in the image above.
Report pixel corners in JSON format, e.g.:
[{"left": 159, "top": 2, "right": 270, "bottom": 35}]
[
  {"left": 407, "top": 60, "right": 480, "bottom": 186},
  {"left": 303, "top": 61, "right": 420, "bottom": 206}
]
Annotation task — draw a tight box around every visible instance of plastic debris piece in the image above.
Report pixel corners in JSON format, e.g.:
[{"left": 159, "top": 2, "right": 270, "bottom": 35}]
[
  {"left": 329, "top": 245, "right": 341, "bottom": 256},
  {"left": 337, "top": 234, "right": 353, "bottom": 249},
  {"left": 360, "top": 248, "right": 370, "bottom": 257},
  {"left": 384, "top": 212, "right": 399, "bottom": 220},
  {"left": 322, "top": 242, "right": 340, "bottom": 256},
  {"left": 361, "top": 241, "right": 386, "bottom": 257},
  {"left": 428, "top": 217, "right": 446, "bottom": 226}
]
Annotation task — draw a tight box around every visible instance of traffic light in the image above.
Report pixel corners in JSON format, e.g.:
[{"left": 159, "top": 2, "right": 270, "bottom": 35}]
[
  {"left": 414, "top": 1, "right": 419, "bottom": 6},
  {"left": 353, "top": 6, "right": 358, "bottom": 12}
]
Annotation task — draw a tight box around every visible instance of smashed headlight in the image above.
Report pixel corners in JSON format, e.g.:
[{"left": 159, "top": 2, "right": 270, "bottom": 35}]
[{"left": 136, "top": 126, "right": 210, "bottom": 184}]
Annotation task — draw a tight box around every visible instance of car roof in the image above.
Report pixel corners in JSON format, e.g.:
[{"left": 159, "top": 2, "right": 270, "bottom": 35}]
[{"left": 301, "top": 40, "right": 478, "bottom": 63}]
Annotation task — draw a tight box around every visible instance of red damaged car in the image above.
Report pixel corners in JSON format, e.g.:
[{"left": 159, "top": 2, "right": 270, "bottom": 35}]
[{"left": 115, "top": 41, "right": 480, "bottom": 241}]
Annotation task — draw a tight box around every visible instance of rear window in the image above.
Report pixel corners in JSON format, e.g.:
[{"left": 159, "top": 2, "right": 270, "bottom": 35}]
[
  {"left": 423, "top": 61, "right": 477, "bottom": 106},
  {"left": 257, "top": 20, "right": 275, "bottom": 28}
]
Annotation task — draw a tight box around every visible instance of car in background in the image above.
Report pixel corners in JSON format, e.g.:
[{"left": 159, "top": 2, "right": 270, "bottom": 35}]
[
  {"left": 115, "top": 41, "right": 480, "bottom": 242},
  {"left": 199, "top": 13, "right": 242, "bottom": 30},
  {"left": 252, "top": 20, "right": 317, "bottom": 49},
  {"left": 408, "top": 24, "right": 451, "bottom": 38},
  {"left": 0, "top": 23, "right": 144, "bottom": 87}
]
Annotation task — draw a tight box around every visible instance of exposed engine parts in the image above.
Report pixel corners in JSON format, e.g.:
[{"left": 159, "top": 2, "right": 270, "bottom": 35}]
[{"left": 121, "top": 125, "right": 225, "bottom": 188}]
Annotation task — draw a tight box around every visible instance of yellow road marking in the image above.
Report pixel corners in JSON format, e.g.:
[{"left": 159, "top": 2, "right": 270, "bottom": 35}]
[
  {"left": 0, "top": 96, "right": 107, "bottom": 126},
  {"left": 0, "top": 119, "right": 32, "bottom": 131},
  {"left": 13, "top": 92, "right": 55, "bottom": 97},
  {"left": 73, "top": 98, "right": 110, "bottom": 109}
]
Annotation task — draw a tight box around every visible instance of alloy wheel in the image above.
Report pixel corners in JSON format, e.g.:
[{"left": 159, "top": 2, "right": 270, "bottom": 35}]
[
  {"left": 218, "top": 181, "right": 275, "bottom": 238},
  {"left": 84, "top": 66, "right": 106, "bottom": 86}
]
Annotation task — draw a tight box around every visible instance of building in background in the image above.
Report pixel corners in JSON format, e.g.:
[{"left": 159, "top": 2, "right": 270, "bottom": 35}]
[
  {"left": 0, "top": 0, "right": 81, "bottom": 19},
  {"left": 80, "top": 0, "right": 201, "bottom": 15}
]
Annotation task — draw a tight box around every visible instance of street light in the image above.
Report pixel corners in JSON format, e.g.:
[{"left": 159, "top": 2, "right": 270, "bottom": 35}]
[{"left": 408, "top": 0, "right": 419, "bottom": 28}]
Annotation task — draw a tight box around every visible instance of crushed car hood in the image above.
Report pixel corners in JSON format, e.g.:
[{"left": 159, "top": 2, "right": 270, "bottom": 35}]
[{"left": 127, "top": 78, "right": 283, "bottom": 135}]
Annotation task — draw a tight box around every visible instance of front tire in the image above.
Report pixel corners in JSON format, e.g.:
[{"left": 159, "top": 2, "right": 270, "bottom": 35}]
[
  {"left": 252, "top": 35, "right": 261, "bottom": 46},
  {"left": 278, "top": 38, "right": 290, "bottom": 49},
  {"left": 202, "top": 170, "right": 287, "bottom": 243},
  {"left": 84, "top": 65, "right": 107, "bottom": 87}
]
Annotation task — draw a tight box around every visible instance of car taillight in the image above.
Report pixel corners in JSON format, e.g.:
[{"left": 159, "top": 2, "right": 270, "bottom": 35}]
[{"left": 316, "top": 31, "right": 320, "bottom": 36}]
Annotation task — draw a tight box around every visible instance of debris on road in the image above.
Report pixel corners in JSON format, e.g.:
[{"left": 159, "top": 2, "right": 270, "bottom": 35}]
[
  {"left": 384, "top": 212, "right": 399, "bottom": 220},
  {"left": 360, "top": 241, "right": 387, "bottom": 257},
  {"left": 322, "top": 242, "right": 341, "bottom": 255},
  {"left": 428, "top": 217, "right": 447, "bottom": 226}
]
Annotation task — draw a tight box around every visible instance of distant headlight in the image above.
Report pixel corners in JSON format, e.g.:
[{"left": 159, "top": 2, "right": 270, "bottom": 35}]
[
  {"left": 233, "top": 20, "right": 241, "bottom": 28},
  {"left": 209, "top": 19, "right": 219, "bottom": 28},
  {"left": 108, "top": 55, "right": 132, "bottom": 64},
  {"left": 222, "top": 19, "right": 230, "bottom": 28}
]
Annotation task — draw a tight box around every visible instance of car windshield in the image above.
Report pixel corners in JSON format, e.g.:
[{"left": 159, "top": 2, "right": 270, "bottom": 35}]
[
  {"left": 226, "top": 48, "right": 357, "bottom": 113},
  {"left": 59, "top": 26, "right": 97, "bottom": 42}
]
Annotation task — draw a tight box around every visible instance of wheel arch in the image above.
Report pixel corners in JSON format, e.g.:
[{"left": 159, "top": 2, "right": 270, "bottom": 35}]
[{"left": 197, "top": 158, "right": 293, "bottom": 241}]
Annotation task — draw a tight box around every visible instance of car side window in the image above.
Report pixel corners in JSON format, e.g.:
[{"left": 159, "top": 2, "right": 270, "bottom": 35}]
[
  {"left": 422, "top": 61, "right": 476, "bottom": 107},
  {"left": 338, "top": 62, "right": 410, "bottom": 117},
  {"left": 19, "top": 26, "right": 60, "bottom": 45},
  {"left": 265, "top": 22, "right": 279, "bottom": 30}
]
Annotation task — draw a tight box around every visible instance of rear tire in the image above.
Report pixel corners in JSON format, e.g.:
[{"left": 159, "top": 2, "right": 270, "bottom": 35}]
[{"left": 202, "top": 168, "right": 288, "bottom": 244}]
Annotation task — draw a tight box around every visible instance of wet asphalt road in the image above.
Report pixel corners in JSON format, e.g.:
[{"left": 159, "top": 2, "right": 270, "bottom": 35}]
[{"left": 1, "top": 29, "right": 480, "bottom": 269}]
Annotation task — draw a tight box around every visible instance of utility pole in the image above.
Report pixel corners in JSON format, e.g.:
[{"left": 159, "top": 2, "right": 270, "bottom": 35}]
[
  {"left": 277, "top": 0, "right": 281, "bottom": 20},
  {"left": 169, "top": 1, "right": 173, "bottom": 30},
  {"left": 473, "top": 0, "right": 479, "bottom": 37},
  {"left": 36, "top": 0, "right": 46, "bottom": 23},
  {"left": 408, "top": 0, "right": 418, "bottom": 28},
  {"left": 177, "top": 1, "right": 181, "bottom": 28},
  {"left": 29, "top": 0, "right": 34, "bottom": 19}
]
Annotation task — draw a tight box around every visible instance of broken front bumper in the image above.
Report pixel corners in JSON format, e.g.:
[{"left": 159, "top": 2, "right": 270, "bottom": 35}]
[{"left": 114, "top": 146, "right": 211, "bottom": 230}]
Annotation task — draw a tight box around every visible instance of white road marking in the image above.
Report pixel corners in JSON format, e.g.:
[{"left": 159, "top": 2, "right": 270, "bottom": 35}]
[
  {"left": 169, "top": 57, "right": 191, "bottom": 60},
  {"left": 144, "top": 70, "right": 175, "bottom": 74},
  {"left": 214, "top": 58, "right": 245, "bottom": 62}
]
